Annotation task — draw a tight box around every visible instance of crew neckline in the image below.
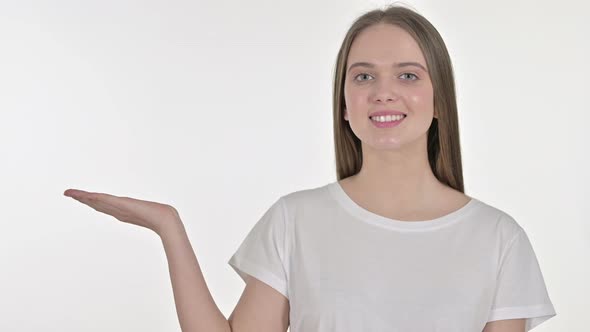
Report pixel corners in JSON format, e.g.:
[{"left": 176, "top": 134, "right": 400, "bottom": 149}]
[{"left": 327, "top": 180, "right": 480, "bottom": 231}]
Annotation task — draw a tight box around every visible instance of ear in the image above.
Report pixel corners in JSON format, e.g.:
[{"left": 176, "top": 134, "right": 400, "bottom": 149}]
[{"left": 344, "top": 108, "right": 349, "bottom": 121}]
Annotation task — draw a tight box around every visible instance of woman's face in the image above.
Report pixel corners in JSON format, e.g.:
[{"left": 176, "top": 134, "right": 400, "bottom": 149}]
[{"left": 343, "top": 23, "right": 435, "bottom": 151}]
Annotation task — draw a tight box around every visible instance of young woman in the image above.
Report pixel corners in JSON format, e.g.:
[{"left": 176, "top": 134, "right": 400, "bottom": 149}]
[{"left": 64, "top": 4, "right": 556, "bottom": 332}]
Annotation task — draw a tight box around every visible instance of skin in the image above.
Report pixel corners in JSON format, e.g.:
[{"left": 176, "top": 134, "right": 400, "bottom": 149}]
[
  {"left": 340, "top": 22, "right": 471, "bottom": 221},
  {"left": 341, "top": 23, "right": 525, "bottom": 331},
  {"left": 482, "top": 318, "right": 525, "bottom": 332},
  {"left": 63, "top": 22, "right": 524, "bottom": 331},
  {"left": 62, "top": 189, "right": 180, "bottom": 235}
]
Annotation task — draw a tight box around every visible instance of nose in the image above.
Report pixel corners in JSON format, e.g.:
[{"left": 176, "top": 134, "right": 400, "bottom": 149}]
[{"left": 372, "top": 79, "right": 400, "bottom": 103}]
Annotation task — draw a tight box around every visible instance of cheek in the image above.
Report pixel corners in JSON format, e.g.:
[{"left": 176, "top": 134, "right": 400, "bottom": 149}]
[
  {"left": 408, "top": 87, "right": 434, "bottom": 110},
  {"left": 343, "top": 84, "right": 357, "bottom": 102},
  {"left": 409, "top": 89, "right": 431, "bottom": 103}
]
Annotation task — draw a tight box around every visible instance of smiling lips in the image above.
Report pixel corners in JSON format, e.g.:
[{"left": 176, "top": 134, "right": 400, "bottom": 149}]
[
  {"left": 369, "top": 113, "right": 406, "bottom": 128},
  {"left": 368, "top": 110, "right": 407, "bottom": 117}
]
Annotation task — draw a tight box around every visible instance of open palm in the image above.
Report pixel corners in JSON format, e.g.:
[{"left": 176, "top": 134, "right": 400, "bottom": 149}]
[{"left": 63, "top": 189, "right": 180, "bottom": 235}]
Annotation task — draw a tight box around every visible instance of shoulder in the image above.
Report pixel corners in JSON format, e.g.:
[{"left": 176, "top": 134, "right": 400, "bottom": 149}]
[
  {"left": 467, "top": 195, "right": 525, "bottom": 242},
  {"left": 279, "top": 182, "right": 333, "bottom": 207},
  {"left": 442, "top": 186, "right": 522, "bottom": 232},
  {"left": 274, "top": 182, "right": 337, "bottom": 223}
]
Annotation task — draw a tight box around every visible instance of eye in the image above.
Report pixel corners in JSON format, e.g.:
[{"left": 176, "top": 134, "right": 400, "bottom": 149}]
[
  {"left": 353, "top": 73, "right": 373, "bottom": 82},
  {"left": 353, "top": 72, "right": 419, "bottom": 82},
  {"left": 400, "top": 73, "right": 419, "bottom": 80}
]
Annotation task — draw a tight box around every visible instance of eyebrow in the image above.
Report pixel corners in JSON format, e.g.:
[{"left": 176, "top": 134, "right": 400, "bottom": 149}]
[{"left": 347, "top": 61, "right": 428, "bottom": 73}]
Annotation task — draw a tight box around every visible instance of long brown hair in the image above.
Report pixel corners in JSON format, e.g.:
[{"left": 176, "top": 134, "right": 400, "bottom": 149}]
[{"left": 332, "top": 3, "right": 465, "bottom": 193}]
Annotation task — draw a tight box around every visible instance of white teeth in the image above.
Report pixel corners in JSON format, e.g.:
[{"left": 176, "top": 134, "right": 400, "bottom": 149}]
[{"left": 370, "top": 114, "right": 405, "bottom": 122}]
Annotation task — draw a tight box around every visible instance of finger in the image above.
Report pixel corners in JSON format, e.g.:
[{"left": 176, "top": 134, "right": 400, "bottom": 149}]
[
  {"left": 75, "top": 193, "right": 133, "bottom": 222},
  {"left": 66, "top": 190, "right": 118, "bottom": 203},
  {"left": 89, "top": 193, "right": 140, "bottom": 213},
  {"left": 64, "top": 189, "right": 90, "bottom": 198}
]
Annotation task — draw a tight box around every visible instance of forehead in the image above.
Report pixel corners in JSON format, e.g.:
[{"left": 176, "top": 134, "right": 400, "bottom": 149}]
[{"left": 347, "top": 23, "right": 427, "bottom": 68}]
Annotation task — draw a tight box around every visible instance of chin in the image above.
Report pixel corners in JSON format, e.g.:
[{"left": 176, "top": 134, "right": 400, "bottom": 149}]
[{"left": 364, "top": 140, "right": 405, "bottom": 151}]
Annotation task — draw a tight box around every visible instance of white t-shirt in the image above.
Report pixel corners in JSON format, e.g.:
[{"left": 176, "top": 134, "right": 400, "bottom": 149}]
[{"left": 228, "top": 181, "right": 556, "bottom": 331}]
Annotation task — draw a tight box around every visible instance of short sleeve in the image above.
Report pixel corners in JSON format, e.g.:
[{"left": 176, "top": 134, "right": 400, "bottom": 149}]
[
  {"left": 228, "top": 197, "right": 289, "bottom": 299},
  {"left": 488, "top": 228, "right": 557, "bottom": 331}
]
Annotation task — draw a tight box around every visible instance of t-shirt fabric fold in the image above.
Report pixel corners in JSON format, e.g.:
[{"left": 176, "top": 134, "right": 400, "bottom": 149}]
[{"left": 228, "top": 181, "right": 556, "bottom": 331}]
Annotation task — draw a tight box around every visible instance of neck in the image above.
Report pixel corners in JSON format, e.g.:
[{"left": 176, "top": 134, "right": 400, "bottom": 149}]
[{"left": 350, "top": 138, "right": 445, "bottom": 211}]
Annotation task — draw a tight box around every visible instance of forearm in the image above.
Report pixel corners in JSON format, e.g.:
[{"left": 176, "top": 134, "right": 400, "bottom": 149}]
[{"left": 159, "top": 219, "right": 231, "bottom": 332}]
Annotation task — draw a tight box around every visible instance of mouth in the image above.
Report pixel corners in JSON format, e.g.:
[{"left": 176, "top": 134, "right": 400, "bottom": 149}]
[{"left": 369, "top": 114, "right": 407, "bottom": 128}]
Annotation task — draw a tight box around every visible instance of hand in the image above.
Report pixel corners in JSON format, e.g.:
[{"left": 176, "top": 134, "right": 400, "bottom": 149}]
[{"left": 63, "top": 189, "right": 181, "bottom": 235}]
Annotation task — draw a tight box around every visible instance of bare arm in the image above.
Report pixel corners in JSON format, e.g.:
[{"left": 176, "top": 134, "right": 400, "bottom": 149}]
[
  {"left": 63, "top": 189, "right": 287, "bottom": 332},
  {"left": 482, "top": 318, "right": 525, "bottom": 332},
  {"left": 228, "top": 275, "right": 290, "bottom": 332},
  {"left": 160, "top": 219, "right": 231, "bottom": 332}
]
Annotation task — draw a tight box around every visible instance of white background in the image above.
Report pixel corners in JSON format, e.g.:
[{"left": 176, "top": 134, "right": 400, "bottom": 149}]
[{"left": 1, "top": 0, "right": 587, "bottom": 331}]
